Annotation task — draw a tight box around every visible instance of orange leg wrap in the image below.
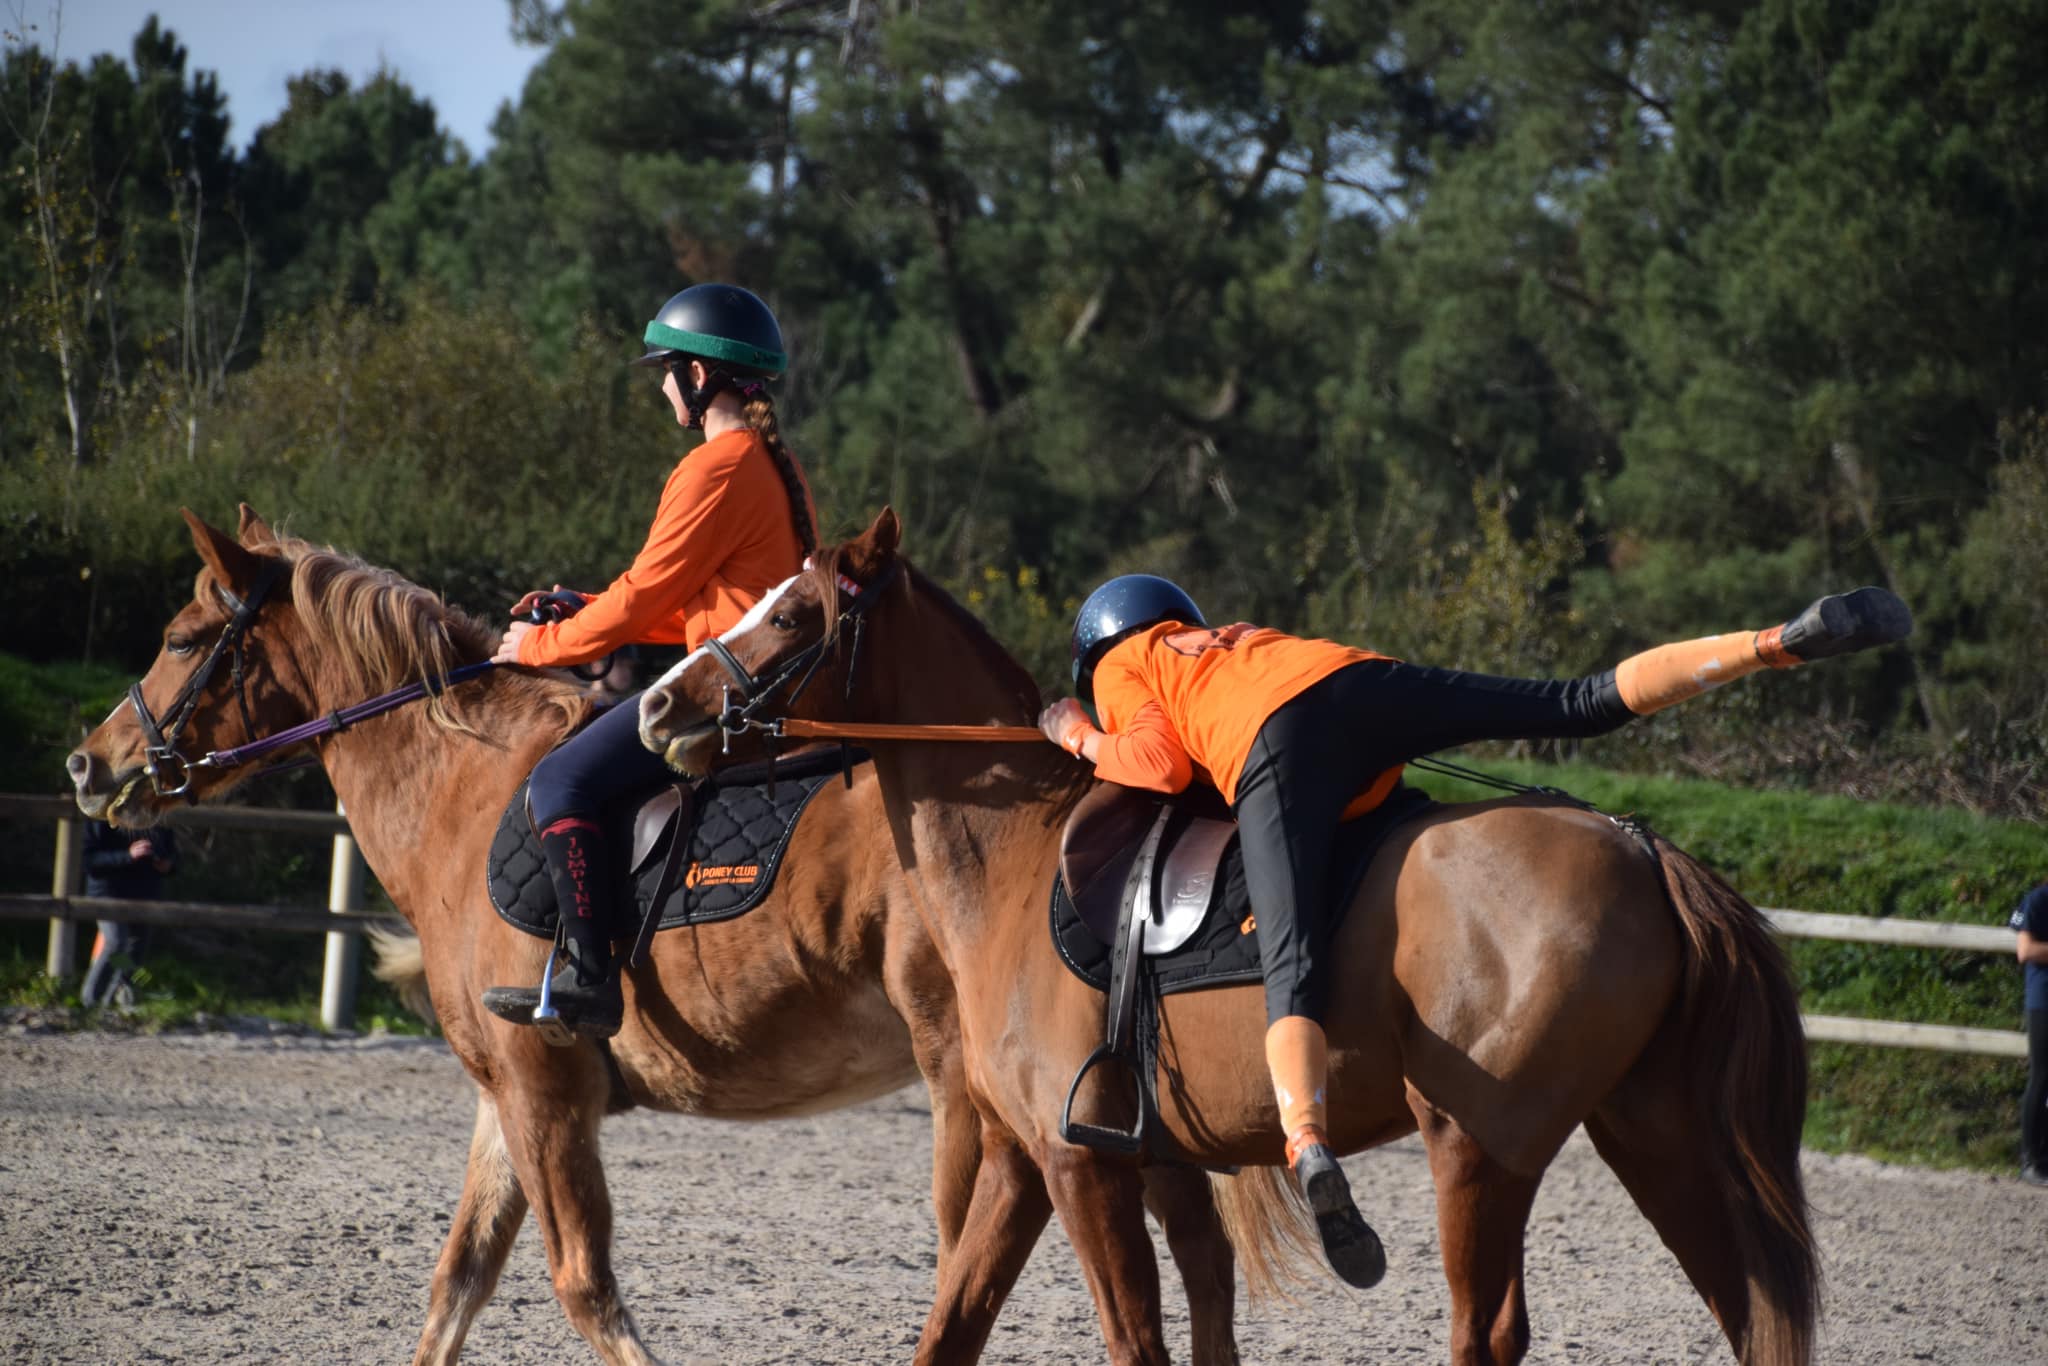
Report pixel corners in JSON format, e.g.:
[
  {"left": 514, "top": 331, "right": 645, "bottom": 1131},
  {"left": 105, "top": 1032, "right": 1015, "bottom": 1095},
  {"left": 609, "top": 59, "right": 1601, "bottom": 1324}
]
[
  {"left": 1612, "top": 629, "right": 1788, "bottom": 716},
  {"left": 1265, "top": 1015, "right": 1330, "bottom": 1145}
]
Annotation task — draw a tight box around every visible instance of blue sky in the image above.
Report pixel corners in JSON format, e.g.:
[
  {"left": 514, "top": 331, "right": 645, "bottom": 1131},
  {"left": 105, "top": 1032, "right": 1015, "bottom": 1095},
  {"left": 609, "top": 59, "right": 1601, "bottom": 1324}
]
[{"left": 31, "top": 0, "right": 545, "bottom": 155}]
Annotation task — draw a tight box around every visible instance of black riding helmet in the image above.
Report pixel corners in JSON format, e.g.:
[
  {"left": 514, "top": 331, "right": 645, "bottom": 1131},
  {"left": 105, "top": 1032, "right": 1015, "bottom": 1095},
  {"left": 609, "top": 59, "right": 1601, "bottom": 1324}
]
[
  {"left": 1071, "top": 574, "right": 1205, "bottom": 704},
  {"left": 633, "top": 283, "right": 787, "bottom": 428}
]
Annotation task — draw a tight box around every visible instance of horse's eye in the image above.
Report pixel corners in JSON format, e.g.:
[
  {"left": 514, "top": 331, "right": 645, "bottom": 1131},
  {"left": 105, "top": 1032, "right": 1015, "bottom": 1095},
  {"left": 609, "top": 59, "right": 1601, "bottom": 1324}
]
[
  {"left": 770, "top": 613, "right": 798, "bottom": 631},
  {"left": 166, "top": 635, "right": 197, "bottom": 657}
]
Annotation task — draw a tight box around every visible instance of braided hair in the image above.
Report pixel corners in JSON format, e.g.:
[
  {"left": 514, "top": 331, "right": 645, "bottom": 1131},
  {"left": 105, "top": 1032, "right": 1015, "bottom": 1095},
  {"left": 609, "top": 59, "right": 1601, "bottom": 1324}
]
[{"left": 738, "top": 384, "right": 816, "bottom": 560}]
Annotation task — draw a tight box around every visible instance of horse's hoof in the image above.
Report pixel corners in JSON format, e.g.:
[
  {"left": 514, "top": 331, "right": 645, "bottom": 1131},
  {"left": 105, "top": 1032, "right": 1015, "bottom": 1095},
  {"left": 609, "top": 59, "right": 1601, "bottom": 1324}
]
[
  {"left": 1779, "top": 586, "right": 1913, "bottom": 661},
  {"left": 1294, "top": 1142, "right": 1387, "bottom": 1290}
]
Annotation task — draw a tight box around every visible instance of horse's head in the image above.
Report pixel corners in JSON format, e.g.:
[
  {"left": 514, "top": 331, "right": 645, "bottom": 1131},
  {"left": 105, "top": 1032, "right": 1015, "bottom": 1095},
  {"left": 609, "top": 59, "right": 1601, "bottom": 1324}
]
[
  {"left": 638, "top": 508, "right": 904, "bottom": 777},
  {"left": 68, "top": 505, "right": 311, "bottom": 825}
]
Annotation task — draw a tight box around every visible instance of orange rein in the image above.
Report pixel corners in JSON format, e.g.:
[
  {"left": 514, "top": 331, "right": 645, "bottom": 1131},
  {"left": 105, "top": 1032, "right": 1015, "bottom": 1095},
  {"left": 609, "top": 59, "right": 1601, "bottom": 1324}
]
[{"left": 773, "top": 718, "right": 1046, "bottom": 743}]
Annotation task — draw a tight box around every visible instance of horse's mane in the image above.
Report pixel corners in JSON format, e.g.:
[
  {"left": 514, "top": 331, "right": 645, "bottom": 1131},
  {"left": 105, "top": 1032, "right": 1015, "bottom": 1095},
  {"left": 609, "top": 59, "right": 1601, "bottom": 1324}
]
[
  {"left": 807, "top": 541, "right": 1043, "bottom": 720},
  {"left": 242, "top": 530, "right": 591, "bottom": 741}
]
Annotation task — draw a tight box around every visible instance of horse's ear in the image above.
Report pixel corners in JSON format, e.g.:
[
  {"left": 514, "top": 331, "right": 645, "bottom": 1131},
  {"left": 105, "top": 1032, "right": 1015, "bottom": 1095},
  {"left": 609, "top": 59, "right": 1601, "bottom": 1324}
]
[
  {"left": 845, "top": 507, "right": 902, "bottom": 579},
  {"left": 181, "top": 507, "right": 263, "bottom": 599},
  {"left": 236, "top": 503, "right": 276, "bottom": 548}
]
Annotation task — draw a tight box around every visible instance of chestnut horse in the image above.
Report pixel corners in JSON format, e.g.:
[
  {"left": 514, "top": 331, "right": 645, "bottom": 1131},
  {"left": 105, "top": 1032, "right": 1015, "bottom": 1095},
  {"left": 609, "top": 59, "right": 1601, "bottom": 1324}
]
[
  {"left": 65, "top": 508, "right": 1242, "bottom": 1366},
  {"left": 637, "top": 508, "right": 1821, "bottom": 1366}
]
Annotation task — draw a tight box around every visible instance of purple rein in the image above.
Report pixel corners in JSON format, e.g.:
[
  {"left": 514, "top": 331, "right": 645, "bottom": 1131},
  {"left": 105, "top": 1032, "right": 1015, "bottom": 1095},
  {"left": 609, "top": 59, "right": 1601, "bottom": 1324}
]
[{"left": 196, "top": 660, "right": 500, "bottom": 775}]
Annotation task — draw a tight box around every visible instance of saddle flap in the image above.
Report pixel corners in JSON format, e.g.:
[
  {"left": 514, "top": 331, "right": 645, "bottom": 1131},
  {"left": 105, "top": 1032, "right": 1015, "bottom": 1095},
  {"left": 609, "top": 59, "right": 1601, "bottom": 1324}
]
[
  {"left": 1144, "top": 815, "right": 1234, "bottom": 954},
  {"left": 1061, "top": 782, "right": 1160, "bottom": 943},
  {"left": 629, "top": 784, "right": 691, "bottom": 875}
]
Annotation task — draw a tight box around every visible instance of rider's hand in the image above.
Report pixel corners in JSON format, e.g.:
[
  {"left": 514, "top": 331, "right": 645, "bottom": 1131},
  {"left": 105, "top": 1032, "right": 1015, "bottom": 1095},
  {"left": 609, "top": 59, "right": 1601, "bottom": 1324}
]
[
  {"left": 127, "top": 838, "right": 154, "bottom": 862},
  {"left": 509, "top": 584, "right": 584, "bottom": 619},
  {"left": 493, "top": 620, "right": 534, "bottom": 666},
  {"left": 1038, "top": 698, "right": 1097, "bottom": 758}
]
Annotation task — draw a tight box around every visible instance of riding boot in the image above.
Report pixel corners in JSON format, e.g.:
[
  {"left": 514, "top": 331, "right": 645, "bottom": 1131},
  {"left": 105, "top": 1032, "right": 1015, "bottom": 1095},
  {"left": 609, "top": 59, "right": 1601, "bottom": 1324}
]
[
  {"left": 481, "top": 815, "right": 624, "bottom": 1039},
  {"left": 1267, "top": 1016, "right": 1385, "bottom": 1290},
  {"left": 1614, "top": 585, "right": 1912, "bottom": 715}
]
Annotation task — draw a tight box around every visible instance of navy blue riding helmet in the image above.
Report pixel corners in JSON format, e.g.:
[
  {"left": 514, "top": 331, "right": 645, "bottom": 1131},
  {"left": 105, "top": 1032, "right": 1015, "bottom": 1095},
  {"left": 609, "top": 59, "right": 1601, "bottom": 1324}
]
[
  {"left": 1070, "top": 574, "right": 1205, "bottom": 705},
  {"left": 632, "top": 283, "right": 787, "bottom": 428}
]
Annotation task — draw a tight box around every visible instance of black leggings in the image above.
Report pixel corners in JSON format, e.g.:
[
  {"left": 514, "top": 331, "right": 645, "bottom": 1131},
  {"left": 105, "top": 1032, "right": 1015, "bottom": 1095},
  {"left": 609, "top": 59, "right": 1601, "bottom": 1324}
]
[
  {"left": 1231, "top": 657, "right": 1633, "bottom": 1023},
  {"left": 2025, "top": 1009, "right": 2048, "bottom": 1172}
]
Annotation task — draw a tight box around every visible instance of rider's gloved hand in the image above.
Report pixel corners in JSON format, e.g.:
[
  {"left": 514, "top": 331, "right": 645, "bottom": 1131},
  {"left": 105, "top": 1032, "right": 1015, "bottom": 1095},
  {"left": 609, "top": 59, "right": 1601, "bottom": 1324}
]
[{"left": 1038, "top": 698, "right": 1098, "bottom": 758}]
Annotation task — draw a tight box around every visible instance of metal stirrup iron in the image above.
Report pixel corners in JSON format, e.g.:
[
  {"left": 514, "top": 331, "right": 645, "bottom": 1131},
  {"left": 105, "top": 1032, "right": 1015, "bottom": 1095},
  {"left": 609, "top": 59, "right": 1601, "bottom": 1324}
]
[{"left": 531, "top": 947, "right": 572, "bottom": 1047}]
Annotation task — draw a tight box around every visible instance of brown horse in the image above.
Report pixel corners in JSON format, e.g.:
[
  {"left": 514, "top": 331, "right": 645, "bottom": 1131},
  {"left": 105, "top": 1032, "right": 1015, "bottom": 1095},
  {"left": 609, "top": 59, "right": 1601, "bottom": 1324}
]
[
  {"left": 65, "top": 507, "right": 1243, "bottom": 1366},
  {"left": 637, "top": 508, "right": 1821, "bottom": 1366}
]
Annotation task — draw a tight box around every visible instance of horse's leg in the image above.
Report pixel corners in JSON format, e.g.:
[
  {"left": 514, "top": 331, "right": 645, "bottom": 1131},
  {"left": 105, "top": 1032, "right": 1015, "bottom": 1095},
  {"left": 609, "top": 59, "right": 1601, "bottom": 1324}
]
[
  {"left": 1583, "top": 1091, "right": 1755, "bottom": 1358},
  {"left": 1042, "top": 1145, "right": 1173, "bottom": 1366},
  {"left": 910, "top": 1012, "right": 981, "bottom": 1275},
  {"left": 1409, "top": 1089, "right": 1542, "bottom": 1366},
  {"left": 413, "top": 1092, "right": 529, "bottom": 1365},
  {"left": 1140, "top": 1166, "right": 1239, "bottom": 1366},
  {"left": 914, "top": 1125, "right": 1053, "bottom": 1366},
  {"left": 490, "top": 1042, "right": 656, "bottom": 1366}
]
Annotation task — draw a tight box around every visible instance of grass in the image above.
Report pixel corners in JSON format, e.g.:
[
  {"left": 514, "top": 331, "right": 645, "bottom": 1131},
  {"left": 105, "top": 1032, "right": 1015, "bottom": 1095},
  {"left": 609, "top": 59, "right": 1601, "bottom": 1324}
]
[{"left": 1409, "top": 753, "right": 2038, "bottom": 1171}]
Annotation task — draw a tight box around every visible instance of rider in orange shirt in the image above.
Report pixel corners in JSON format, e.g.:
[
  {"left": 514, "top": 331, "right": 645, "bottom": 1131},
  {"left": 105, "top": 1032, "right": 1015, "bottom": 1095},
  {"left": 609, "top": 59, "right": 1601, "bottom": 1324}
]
[
  {"left": 1040, "top": 573, "right": 1912, "bottom": 1288},
  {"left": 481, "top": 284, "right": 815, "bottom": 1040}
]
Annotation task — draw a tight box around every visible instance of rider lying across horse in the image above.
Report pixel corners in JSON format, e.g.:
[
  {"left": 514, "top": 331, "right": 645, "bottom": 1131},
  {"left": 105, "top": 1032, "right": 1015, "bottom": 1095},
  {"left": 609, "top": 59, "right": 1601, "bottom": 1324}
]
[
  {"left": 1037, "top": 574, "right": 1911, "bottom": 1288},
  {"left": 481, "top": 282, "right": 815, "bottom": 1039}
]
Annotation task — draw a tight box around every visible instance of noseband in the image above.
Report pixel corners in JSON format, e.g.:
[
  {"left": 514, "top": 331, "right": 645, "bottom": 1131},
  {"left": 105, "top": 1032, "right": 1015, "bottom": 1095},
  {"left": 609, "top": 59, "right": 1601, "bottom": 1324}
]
[{"left": 128, "top": 562, "right": 286, "bottom": 797}]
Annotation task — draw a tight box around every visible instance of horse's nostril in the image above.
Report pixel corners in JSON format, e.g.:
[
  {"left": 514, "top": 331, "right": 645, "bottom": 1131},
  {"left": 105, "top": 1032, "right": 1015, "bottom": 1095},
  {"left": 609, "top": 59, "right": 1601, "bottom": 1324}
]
[
  {"left": 65, "top": 752, "right": 90, "bottom": 786},
  {"left": 640, "top": 689, "right": 672, "bottom": 728}
]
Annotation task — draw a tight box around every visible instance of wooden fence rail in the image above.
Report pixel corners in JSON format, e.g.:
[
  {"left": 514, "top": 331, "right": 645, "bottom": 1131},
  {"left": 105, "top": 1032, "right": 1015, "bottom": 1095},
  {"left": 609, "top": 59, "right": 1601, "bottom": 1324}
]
[
  {"left": 3, "top": 794, "right": 2031, "bottom": 1054},
  {"left": 2, "top": 792, "right": 372, "bottom": 1030}
]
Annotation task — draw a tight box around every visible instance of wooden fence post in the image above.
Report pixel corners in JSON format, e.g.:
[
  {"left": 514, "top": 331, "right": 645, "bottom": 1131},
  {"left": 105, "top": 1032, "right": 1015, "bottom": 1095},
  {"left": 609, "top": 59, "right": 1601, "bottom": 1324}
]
[
  {"left": 320, "top": 800, "right": 365, "bottom": 1031},
  {"left": 45, "top": 814, "right": 84, "bottom": 978}
]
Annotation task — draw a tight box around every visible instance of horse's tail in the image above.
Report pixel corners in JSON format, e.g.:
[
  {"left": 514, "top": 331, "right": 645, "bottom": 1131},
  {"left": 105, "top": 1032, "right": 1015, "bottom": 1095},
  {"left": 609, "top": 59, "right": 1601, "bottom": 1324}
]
[
  {"left": 1651, "top": 833, "right": 1819, "bottom": 1365},
  {"left": 1205, "top": 1164, "right": 1321, "bottom": 1303},
  {"left": 367, "top": 923, "right": 437, "bottom": 1024}
]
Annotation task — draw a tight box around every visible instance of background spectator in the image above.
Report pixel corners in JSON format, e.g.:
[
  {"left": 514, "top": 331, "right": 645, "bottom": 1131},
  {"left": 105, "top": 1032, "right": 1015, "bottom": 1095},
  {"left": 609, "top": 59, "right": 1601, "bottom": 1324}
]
[
  {"left": 80, "top": 820, "right": 176, "bottom": 1009},
  {"left": 2010, "top": 881, "right": 2048, "bottom": 1187}
]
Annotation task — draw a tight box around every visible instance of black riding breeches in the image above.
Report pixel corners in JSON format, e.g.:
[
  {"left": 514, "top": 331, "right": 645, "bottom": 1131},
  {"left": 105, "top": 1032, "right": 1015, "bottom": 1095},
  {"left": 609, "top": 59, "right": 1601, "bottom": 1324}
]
[{"left": 1231, "top": 658, "right": 1632, "bottom": 1024}]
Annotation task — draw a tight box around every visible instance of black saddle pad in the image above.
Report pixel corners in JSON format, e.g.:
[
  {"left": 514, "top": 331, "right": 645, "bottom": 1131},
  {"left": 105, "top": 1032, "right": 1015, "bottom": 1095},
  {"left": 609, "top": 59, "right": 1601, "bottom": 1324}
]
[
  {"left": 1049, "top": 784, "right": 1437, "bottom": 995},
  {"left": 487, "top": 747, "right": 867, "bottom": 941}
]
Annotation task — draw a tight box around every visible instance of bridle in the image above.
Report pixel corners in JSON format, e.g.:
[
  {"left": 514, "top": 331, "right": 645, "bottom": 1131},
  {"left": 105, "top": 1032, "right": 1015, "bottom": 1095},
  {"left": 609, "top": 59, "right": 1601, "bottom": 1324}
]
[
  {"left": 703, "top": 560, "right": 901, "bottom": 753},
  {"left": 696, "top": 557, "right": 1045, "bottom": 751},
  {"left": 128, "top": 561, "right": 286, "bottom": 797},
  {"left": 124, "top": 556, "right": 499, "bottom": 797}
]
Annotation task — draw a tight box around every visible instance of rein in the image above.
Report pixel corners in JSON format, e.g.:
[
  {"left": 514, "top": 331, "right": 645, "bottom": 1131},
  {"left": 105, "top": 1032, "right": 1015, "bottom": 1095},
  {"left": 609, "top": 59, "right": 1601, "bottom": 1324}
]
[
  {"left": 196, "top": 661, "right": 499, "bottom": 772},
  {"left": 769, "top": 718, "right": 1044, "bottom": 743}
]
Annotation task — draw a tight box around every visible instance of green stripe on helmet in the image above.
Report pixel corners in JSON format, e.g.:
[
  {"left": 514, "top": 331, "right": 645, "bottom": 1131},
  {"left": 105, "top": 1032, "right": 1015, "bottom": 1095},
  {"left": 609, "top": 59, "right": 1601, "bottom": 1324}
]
[{"left": 642, "top": 320, "right": 787, "bottom": 374}]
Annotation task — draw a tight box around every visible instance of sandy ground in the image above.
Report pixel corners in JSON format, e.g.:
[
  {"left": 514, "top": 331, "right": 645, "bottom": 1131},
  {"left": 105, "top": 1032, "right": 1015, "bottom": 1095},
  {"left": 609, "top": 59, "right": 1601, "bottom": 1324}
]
[{"left": 0, "top": 1024, "right": 2043, "bottom": 1365}]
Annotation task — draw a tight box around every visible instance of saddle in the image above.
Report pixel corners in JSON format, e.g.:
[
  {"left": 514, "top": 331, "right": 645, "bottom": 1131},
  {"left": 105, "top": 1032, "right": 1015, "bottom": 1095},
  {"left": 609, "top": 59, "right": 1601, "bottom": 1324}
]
[
  {"left": 1052, "top": 780, "right": 1435, "bottom": 1158},
  {"left": 486, "top": 744, "right": 870, "bottom": 961}
]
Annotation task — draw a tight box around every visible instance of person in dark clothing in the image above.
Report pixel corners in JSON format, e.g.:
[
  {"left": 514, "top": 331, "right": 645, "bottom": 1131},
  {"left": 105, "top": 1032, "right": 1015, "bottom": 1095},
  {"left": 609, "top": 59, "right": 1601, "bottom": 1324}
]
[
  {"left": 2009, "top": 882, "right": 2048, "bottom": 1187},
  {"left": 80, "top": 821, "right": 176, "bottom": 1008}
]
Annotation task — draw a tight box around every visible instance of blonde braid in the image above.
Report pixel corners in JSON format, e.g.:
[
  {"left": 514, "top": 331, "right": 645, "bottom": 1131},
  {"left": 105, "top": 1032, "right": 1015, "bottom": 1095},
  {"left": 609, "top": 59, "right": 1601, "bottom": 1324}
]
[{"left": 743, "top": 392, "right": 816, "bottom": 559}]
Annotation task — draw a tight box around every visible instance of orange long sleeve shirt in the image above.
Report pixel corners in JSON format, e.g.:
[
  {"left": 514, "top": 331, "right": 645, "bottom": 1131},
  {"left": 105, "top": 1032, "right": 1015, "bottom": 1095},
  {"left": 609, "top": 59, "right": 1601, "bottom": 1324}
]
[
  {"left": 517, "top": 429, "right": 812, "bottom": 667},
  {"left": 1090, "top": 622, "right": 1403, "bottom": 819}
]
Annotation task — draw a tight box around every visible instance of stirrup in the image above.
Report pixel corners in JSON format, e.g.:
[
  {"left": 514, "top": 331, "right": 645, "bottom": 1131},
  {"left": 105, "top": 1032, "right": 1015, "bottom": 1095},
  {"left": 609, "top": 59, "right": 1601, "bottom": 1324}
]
[{"left": 532, "top": 946, "right": 574, "bottom": 1047}]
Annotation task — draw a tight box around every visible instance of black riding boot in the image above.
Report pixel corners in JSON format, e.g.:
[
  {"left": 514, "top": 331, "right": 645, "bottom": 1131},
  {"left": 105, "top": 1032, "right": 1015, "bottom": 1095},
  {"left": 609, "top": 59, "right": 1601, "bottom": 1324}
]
[{"left": 481, "top": 815, "right": 625, "bottom": 1040}]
